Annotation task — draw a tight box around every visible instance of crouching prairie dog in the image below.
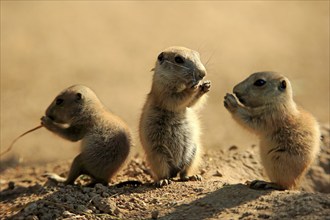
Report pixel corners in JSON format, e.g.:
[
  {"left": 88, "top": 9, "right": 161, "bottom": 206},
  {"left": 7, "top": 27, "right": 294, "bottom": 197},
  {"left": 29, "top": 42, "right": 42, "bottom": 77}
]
[
  {"left": 224, "top": 72, "right": 320, "bottom": 190},
  {"left": 139, "top": 46, "right": 211, "bottom": 186},
  {"left": 41, "top": 85, "right": 132, "bottom": 186}
]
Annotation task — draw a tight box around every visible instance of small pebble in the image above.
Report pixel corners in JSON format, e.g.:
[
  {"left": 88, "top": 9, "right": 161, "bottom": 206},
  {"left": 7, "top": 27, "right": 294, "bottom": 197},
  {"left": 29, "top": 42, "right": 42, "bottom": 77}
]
[
  {"left": 102, "top": 192, "right": 110, "bottom": 197},
  {"left": 24, "top": 203, "right": 38, "bottom": 213},
  {"left": 229, "top": 145, "right": 238, "bottom": 151},
  {"left": 151, "top": 198, "right": 159, "bottom": 204},
  {"left": 213, "top": 170, "right": 223, "bottom": 177},
  {"left": 62, "top": 210, "right": 74, "bottom": 217},
  {"left": 151, "top": 210, "right": 159, "bottom": 219},
  {"left": 25, "top": 215, "right": 39, "bottom": 220},
  {"left": 8, "top": 181, "right": 15, "bottom": 190},
  {"left": 114, "top": 207, "right": 121, "bottom": 215},
  {"left": 193, "top": 188, "right": 204, "bottom": 193}
]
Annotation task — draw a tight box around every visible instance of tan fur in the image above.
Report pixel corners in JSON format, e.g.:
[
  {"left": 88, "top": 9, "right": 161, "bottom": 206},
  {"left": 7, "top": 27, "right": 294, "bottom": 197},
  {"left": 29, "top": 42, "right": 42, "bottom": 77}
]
[
  {"left": 41, "top": 85, "right": 132, "bottom": 186},
  {"left": 139, "top": 46, "right": 210, "bottom": 184},
  {"left": 224, "top": 71, "right": 320, "bottom": 189}
]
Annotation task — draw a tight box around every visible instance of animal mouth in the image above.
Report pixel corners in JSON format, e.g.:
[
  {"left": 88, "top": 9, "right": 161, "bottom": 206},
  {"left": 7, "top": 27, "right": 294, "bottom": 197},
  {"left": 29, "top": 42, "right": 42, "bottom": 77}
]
[
  {"left": 192, "top": 70, "right": 205, "bottom": 86},
  {"left": 191, "top": 81, "right": 200, "bottom": 88},
  {"left": 234, "top": 94, "right": 246, "bottom": 105},
  {"left": 238, "top": 98, "right": 245, "bottom": 105},
  {"left": 48, "top": 115, "right": 55, "bottom": 121},
  {"left": 190, "top": 79, "right": 202, "bottom": 88},
  {"left": 46, "top": 114, "right": 67, "bottom": 125}
]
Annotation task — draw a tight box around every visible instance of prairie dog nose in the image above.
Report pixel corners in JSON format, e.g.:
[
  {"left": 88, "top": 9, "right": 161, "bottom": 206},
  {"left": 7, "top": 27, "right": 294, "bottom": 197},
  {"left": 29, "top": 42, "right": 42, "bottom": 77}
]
[
  {"left": 233, "top": 85, "right": 240, "bottom": 95},
  {"left": 196, "top": 69, "right": 206, "bottom": 80}
]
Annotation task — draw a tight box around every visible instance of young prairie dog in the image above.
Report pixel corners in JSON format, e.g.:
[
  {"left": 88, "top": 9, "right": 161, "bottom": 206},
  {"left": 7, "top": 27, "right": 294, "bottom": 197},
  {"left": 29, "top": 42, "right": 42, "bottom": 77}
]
[
  {"left": 224, "top": 72, "right": 320, "bottom": 190},
  {"left": 139, "top": 46, "right": 211, "bottom": 186},
  {"left": 41, "top": 85, "right": 132, "bottom": 186}
]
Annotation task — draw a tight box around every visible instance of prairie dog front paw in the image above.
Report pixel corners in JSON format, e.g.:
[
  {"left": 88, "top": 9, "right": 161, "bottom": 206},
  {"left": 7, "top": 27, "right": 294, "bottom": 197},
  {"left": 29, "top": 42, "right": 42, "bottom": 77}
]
[
  {"left": 224, "top": 93, "right": 238, "bottom": 112},
  {"left": 199, "top": 80, "right": 211, "bottom": 93}
]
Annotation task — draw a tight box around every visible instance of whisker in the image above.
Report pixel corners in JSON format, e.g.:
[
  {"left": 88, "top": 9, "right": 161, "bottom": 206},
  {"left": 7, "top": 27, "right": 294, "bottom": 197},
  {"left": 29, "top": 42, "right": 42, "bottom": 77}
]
[
  {"left": 204, "top": 50, "right": 215, "bottom": 67},
  {"left": 163, "top": 60, "right": 197, "bottom": 85},
  {"left": 192, "top": 69, "right": 197, "bottom": 83},
  {"left": 174, "top": 71, "right": 191, "bottom": 82}
]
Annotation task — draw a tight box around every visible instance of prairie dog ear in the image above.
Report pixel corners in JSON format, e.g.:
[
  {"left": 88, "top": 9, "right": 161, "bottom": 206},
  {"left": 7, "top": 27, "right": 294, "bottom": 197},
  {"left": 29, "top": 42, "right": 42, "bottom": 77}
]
[
  {"left": 76, "top": 93, "right": 82, "bottom": 101},
  {"left": 279, "top": 80, "right": 287, "bottom": 91},
  {"left": 157, "top": 52, "right": 165, "bottom": 64}
]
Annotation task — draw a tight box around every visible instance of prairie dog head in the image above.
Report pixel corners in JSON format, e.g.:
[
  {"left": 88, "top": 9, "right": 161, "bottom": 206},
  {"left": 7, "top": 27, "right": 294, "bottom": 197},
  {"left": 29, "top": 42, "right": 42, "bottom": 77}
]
[
  {"left": 45, "top": 85, "right": 99, "bottom": 124},
  {"left": 153, "top": 46, "right": 207, "bottom": 90},
  {"left": 233, "top": 72, "right": 293, "bottom": 108}
]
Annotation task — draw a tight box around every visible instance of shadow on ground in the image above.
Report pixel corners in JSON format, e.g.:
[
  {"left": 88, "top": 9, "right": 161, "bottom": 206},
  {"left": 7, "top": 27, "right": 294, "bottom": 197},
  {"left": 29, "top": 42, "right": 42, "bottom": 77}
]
[{"left": 159, "top": 183, "right": 271, "bottom": 220}]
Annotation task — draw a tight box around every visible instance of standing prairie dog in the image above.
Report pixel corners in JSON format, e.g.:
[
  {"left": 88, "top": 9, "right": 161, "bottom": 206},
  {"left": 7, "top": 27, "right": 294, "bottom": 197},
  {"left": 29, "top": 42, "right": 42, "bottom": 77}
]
[
  {"left": 139, "top": 46, "right": 211, "bottom": 186},
  {"left": 41, "top": 85, "right": 132, "bottom": 186},
  {"left": 224, "top": 72, "right": 320, "bottom": 190}
]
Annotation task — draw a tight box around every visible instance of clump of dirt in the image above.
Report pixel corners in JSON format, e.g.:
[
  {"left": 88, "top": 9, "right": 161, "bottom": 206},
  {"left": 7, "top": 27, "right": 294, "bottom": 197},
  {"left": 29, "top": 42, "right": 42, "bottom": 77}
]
[{"left": 0, "top": 125, "right": 329, "bottom": 219}]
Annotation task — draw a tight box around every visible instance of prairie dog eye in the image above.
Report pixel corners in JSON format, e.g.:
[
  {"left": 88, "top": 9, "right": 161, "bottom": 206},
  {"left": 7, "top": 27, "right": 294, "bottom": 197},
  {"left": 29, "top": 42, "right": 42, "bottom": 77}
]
[
  {"left": 56, "top": 98, "right": 64, "bottom": 105},
  {"left": 254, "top": 79, "right": 266, "bottom": 87},
  {"left": 174, "top": 55, "right": 184, "bottom": 64}
]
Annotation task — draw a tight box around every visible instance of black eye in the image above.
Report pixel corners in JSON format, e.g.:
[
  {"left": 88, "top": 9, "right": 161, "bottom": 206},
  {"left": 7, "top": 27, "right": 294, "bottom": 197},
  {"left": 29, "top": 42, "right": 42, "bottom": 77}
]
[
  {"left": 56, "top": 98, "right": 64, "bottom": 105},
  {"left": 174, "top": 56, "right": 184, "bottom": 64},
  {"left": 157, "top": 52, "right": 164, "bottom": 62},
  {"left": 254, "top": 79, "right": 266, "bottom": 87}
]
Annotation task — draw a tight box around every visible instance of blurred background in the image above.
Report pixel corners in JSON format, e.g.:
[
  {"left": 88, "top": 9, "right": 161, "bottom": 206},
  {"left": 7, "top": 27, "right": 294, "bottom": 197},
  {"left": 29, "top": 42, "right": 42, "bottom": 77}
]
[{"left": 1, "top": 1, "right": 329, "bottom": 165}]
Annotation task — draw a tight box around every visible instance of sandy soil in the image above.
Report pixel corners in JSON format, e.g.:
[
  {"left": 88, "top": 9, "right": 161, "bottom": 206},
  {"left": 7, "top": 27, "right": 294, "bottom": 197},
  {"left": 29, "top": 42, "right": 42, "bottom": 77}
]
[{"left": 0, "top": 125, "right": 329, "bottom": 219}]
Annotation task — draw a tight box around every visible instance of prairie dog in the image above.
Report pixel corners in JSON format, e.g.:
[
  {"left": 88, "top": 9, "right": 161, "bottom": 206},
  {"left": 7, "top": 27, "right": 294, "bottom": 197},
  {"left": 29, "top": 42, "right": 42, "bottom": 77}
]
[
  {"left": 41, "top": 85, "right": 132, "bottom": 186},
  {"left": 139, "top": 46, "right": 211, "bottom": 186},
  {"left": 224, "top": 71, "right": 320, "bottom": 190}
]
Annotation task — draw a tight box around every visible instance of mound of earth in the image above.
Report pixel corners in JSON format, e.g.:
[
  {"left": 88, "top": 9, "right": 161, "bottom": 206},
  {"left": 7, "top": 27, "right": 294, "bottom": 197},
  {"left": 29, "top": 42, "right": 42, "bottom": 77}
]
[{"left": 0, "top": 125, "right": 329, "bottom": 219}]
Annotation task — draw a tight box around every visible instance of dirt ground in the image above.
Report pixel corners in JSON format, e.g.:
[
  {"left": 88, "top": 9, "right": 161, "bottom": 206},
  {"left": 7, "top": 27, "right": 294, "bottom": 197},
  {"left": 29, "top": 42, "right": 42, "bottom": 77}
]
[
  {"left": 1, "top": 2, "right": 329, "bottom": 220},
  {"left": 0, "top": 125, "right": 329, "bottom": 219}
]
